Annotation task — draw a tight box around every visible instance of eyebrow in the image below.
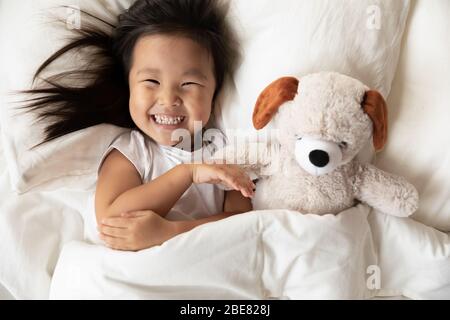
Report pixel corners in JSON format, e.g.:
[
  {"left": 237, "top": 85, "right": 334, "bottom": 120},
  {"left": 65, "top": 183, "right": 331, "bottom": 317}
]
[
  {"left": 182, "top": 69, "right": 208, "bottom": 81},
  {"left": 137, "top": 68, "right": 208, "bottom": 80}
]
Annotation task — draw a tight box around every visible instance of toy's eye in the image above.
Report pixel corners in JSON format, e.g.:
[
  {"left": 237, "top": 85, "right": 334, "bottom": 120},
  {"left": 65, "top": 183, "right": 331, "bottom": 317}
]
[
  {"left": 339, "top": 141, "right": 348, "bottom": 149},
  {"left": 295, "top": 135, "right": 302, "bottom": 140}
]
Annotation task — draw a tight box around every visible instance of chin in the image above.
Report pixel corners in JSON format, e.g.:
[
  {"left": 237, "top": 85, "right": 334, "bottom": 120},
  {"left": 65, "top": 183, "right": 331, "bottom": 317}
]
[{"left": 157, "top": 134, "right": 183, "bottom": 146}]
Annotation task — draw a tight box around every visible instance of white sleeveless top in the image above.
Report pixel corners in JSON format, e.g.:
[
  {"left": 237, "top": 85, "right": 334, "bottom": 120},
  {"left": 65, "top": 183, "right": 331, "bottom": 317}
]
[{"left": 97, "top": 129, "right": 226, "bottom": 221}]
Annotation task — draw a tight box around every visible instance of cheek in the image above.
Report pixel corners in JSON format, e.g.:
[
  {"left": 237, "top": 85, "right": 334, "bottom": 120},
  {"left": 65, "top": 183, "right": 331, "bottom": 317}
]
[
  {"left": 191, "top": 104, "right": 212, "bottom": 128},
  {"left": 198, "top": 103, "right": 212, "bottom": 122},
  {"left": 129, "top": 88, "right": 152, "bottom": 118},
  {"left": 185, "top": 92, "right": 213, "bottom": 121}
]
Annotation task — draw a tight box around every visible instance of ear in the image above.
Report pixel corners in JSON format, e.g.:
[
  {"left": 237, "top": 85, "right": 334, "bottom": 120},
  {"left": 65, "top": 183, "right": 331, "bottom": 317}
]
[
  {"left": 252, "top": 77, "right": 299, "bottom": 129},
  {"left": 362, "top": 90, "right": 388, "bottom": 151}
]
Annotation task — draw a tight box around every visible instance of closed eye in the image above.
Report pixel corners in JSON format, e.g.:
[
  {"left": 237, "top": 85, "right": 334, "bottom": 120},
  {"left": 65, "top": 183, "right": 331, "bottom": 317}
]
[
  {"left": 182, "top": 82, "right": 202, "bottom": 87},
  {"left": 145, "top": 79, "right": 160, "bottom": 85}
]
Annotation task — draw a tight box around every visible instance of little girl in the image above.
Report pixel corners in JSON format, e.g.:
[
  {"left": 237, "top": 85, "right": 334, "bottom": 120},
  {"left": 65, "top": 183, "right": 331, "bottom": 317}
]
[{"left": 22, "top": 0, "right": 254, "bottom": 251}]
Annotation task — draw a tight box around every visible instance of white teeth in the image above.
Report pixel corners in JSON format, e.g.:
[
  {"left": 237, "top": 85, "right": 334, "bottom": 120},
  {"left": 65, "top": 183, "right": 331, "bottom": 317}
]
[{"left": 153, "top": 115, "right": 185, "bottom": 125}]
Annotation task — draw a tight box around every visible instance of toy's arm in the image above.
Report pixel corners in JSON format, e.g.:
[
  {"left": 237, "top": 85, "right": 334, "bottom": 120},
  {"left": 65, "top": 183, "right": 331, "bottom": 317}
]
[
  {"left": 210, "top": 142, "right": 273, "bottom": 177},
  {"left": 353, "top": 163, "right": 419, "bottom": 217}
]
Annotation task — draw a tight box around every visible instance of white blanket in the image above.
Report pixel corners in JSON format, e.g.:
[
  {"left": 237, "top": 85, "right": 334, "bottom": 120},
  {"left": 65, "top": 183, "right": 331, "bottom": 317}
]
[{"left": 49, "top": 205, "right": 450, "bottom": 300}]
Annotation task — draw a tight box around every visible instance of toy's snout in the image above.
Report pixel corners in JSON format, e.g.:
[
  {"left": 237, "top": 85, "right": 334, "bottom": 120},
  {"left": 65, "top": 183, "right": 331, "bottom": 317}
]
[{"left": 295, "top": 137, "right": 343, "bottom": 176}]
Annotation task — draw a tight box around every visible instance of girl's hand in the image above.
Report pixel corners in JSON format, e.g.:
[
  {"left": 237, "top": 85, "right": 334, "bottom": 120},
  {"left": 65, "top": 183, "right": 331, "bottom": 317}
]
[
  {"left": 98, "top": 210, "right": 177, "bottom": 251},
  {"left": 190, "top": 164, "right": 255, "bottom": 198}
]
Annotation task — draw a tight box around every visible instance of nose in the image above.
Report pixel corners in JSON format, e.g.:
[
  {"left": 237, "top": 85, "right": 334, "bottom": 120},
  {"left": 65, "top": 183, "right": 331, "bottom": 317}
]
[
  {"left": 309, "top": 150, "right": 329, "bottom": 167},
  {"left": 158, "top": 86, "right": 181, "bottom": 107},
  {"left": 294, "top": 136, "right": 343, "bottom": 176}
]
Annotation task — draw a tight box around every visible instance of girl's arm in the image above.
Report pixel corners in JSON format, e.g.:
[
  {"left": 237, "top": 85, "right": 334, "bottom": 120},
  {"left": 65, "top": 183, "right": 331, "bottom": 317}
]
[
  {"left": 95, "top": 149, "right": 192, "bottom": 224},
  {"left": 95, "top": 149, "right": 255, "bottom": 225}
]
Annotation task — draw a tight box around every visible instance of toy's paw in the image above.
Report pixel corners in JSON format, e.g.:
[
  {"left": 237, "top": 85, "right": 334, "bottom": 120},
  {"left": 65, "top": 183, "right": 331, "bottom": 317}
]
[{"left": 393, "top": 182, "right": 419, "bottom": 217}]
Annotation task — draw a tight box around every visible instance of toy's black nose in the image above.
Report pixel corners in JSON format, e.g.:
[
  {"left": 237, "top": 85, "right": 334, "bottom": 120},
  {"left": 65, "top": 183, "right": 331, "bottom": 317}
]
[{"left": 309, "top": 150, "right": 329, "bottom": 167}]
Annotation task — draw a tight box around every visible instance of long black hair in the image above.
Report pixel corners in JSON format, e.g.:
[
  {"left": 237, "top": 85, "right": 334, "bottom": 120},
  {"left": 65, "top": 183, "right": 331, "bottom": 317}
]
[{"left": 18, "top": 0, "right": 239, "bottom": 148}]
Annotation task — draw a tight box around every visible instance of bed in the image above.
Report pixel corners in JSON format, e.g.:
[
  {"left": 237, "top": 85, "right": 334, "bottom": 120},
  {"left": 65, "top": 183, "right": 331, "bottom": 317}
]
[{"left": 0, "top": 0, "right": 449, "bottom": 300}]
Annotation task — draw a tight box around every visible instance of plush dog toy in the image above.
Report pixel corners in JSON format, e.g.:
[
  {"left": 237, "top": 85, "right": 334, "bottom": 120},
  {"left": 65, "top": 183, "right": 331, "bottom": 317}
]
[{"left": 220, "top": 72, "right": 419, "bottom": 217}]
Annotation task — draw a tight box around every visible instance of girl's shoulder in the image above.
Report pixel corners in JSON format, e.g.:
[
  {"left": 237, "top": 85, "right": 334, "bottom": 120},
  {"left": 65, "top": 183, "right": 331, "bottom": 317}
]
[
  {"left": 115, "top": 129, "right": 154, "bottom": 149},
  {"left": 99, "top": 128, "right": 153, "bottom": 181},
  {"left": 107, "top": 128, "right": 154, "bottom": 162},
  {"left": 129, "top": 128, "right": 149, "bottom": 143}
]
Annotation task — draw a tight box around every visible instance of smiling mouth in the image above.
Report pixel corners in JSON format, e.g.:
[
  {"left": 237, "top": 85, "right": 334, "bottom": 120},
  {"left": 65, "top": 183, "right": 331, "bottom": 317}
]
[{"left": 150, "top": 114, "right": 186, "bottom": 126}]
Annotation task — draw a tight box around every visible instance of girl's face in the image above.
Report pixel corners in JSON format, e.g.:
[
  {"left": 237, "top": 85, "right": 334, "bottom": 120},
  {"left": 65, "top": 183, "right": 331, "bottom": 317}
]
[{"left": 128, "top": 35, "right": 216, "bottom": 146}]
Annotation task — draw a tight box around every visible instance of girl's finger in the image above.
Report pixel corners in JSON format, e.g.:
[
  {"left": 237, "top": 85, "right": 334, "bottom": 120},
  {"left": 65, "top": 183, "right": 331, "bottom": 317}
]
[
  {"left": 244, "top": 181, "right": 255, "bottom": 197},
  {"left": 245, "top": 177, "right": 255, "bottom": 189},
  {"left": 239, "top": 187, "right": 250, "bottom": 198},
  {"left": 225, "top": 172, "right": 252, "bottom": 194},
  {"left": 236, "top": 177, "right": 252, "bottom": 191},
  {"left": 100, "top": 234, "right": 130, "bottom": 251},
  {"left": 102, "top": 217, "right": 130, "bottom": 228},
  {"left": 219, "top": 173, "right": 240, "bottom": 192},
  {"left": 243, "top": 186, "right": 253, "bottom": 198},
  {"left": 99, "top": 225, "right": 128, "bottom": 238},
  {"left": 237, "top": 181, "right": 253, "bottom": 196},
  {"left": 100, "top": 233, "right": 120, "bottom": 246},
  {"left": 248, "top": 181, "right": 256, "bottom": 193}
]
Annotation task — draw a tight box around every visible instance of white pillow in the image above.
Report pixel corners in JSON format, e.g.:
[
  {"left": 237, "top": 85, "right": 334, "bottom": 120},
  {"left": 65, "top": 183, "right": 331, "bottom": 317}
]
[
  {"left": 0, "top": 0, "right": 410, "bottom": 193},
  {"left": 215, "top": 0, "right": 410, "bottom": 137},
  {"left": 375, "top": 0, "right": 450, "bottom": 231}
]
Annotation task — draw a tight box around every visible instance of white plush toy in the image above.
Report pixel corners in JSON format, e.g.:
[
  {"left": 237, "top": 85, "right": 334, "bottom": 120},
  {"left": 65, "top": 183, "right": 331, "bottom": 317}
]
[{"left": 219, "top": 72, "right": 419, "bottom": 217}]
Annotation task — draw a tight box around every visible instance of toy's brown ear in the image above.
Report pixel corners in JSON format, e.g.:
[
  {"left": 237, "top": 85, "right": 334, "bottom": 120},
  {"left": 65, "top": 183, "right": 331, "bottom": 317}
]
[
  {"left": 252, "top": 77, "right": 299, "bottom": 130},
  {"left": 362, "top": 90, "right": 388, "bottom": 151}
]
